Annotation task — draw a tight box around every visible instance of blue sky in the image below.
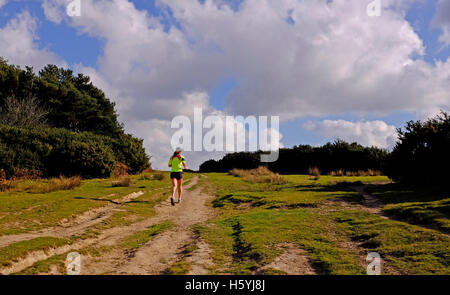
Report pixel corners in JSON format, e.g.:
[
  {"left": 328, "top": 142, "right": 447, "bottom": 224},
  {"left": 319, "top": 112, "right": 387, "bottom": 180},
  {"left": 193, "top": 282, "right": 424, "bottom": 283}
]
[{"left": 1, "top": 0, "right": 450, "bottom": 168}]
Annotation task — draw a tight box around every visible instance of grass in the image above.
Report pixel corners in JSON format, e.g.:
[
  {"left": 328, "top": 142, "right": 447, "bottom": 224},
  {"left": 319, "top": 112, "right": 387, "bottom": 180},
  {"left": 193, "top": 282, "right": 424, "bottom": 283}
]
[
  {"left": 366, "top": 183, "right": 450, "bottom": 234},
  {"left": 112, "top": 176, "right": 132, "bottom": 187},
  {"left": 197, "top": 173, "right": 450, "bottom": 275},
  {"left": 120, "top": 222, "right": 173, "bottom": 250},
  {"left": 329, "top": 169, "right": 383, "bottom": 177},
  {"left": 166, "top": 260, "right": 192, "bottom": 275},
  {"left": 28, "top": 176, "right": 82, "bottom": 193},
  {"left": 229, "top": 167, "right": 287, "bottom": 185},
  {"left": 0, "top": 237, "right": 69, "bottom": 268},
  {"left": 16, "top": 253, "right": 67, "bottom": 275},
  {"left": 335, "top": 210, "right": 450, "bottom": 274},
  {"left": 0, "top": 172, "right": 189, "bottom": 236}
]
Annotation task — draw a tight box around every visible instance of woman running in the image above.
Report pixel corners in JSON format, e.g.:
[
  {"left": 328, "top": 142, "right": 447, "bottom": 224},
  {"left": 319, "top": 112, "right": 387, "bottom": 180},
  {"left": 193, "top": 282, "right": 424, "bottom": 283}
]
[{"left": 168, "top": 148, "right": 188, "bottom": 206}]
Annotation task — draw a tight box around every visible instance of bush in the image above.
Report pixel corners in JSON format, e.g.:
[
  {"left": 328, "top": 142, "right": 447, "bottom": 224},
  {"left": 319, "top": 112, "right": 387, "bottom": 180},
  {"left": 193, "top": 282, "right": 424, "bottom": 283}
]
[
  {"left": 201, "top": 140, "right": 388, "bottom": 174},
  {"left": 386, "top": 112, "right": 450, "bottom": 185},
  {"left": 0, "top": 125, "right": 117, "bottom": 178},
  {"left": 112, "top": 176, "right": 132, "bottom": 187},
  {"left": 152, "top": 173, "right": 165, "bottom": 181},
  {"left": 0, "top": 180, "right": 18, "bottom": 192},
  {"left": 113, "top": 162, "right": 130, "bottom": 178},
  {"left": 308, "top": 167, "right": 321, "bottom": 180}
]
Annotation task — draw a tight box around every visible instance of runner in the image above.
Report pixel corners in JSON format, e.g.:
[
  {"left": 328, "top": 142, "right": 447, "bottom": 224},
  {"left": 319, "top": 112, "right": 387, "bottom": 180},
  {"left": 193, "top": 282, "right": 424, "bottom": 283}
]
[{"left": 168, "top": 148, "right": 188, "bottom": 206}]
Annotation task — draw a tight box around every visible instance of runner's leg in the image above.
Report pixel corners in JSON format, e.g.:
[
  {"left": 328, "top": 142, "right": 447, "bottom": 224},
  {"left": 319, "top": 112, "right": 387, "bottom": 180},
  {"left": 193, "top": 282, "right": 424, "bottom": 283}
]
[
  {"left": 171, "top": 177, "right": 177, "bottom": 205},
  {"left": 177, "top": 177, "right": 183, "bottom": 202}
]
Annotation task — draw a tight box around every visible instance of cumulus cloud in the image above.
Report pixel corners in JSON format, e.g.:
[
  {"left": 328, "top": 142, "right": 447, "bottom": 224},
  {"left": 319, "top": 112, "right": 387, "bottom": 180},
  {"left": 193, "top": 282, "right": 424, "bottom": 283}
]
[
  {"left": 0, "top": 10, "right": 66, "bottom": 69},
  {"left": 33, "top": 0, "right": 450, "bottom": 168},
  {"left": 433, "top": 0, "right": 450, "bottom": 49},
  {"left": 303, "top": 120, "right": 398, "bottom": 149},
  {"left": 0, "top": 0, "right": 7, "bottom": 9}
]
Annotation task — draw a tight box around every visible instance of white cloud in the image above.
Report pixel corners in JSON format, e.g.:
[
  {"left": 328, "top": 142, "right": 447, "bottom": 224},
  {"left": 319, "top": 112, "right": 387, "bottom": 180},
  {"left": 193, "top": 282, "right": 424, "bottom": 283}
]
[
  {"left": 34, "top": 0, "right": 450, "bottom": 168},
  {"left": 303, "top": 120, "right": 398, "bottom": 149},
  {"left": 0, "top": 11, "right": 66, "bottom": 70},
  {"left": 0, "top": 0, "right": 7, "bottom": 9},
  {"left": 433, "top": 0, "right": 450, "bottom": 49}
]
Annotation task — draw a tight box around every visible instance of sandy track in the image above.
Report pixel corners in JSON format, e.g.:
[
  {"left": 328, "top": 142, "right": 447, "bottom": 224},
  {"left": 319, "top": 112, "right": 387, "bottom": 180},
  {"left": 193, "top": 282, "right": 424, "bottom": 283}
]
[
  {"left": 82, "top": 175, "right": 217, "bottom": 275},
  {"left": 0, "top": 180, "right": 200, "bottom": 275},
  {"left": 0, "top": 191, "right": 147, "bottom": 249}
]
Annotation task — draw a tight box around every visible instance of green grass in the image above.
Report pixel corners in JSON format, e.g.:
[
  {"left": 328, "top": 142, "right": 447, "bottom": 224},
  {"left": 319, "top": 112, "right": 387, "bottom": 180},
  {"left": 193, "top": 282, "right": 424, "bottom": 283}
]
[
  {"left": 120, "top": 222, "right": 173, "bottom": 250},
  {"left": 366, "top": 183, "right": 450, "bottom": 233},
  {"left": 0, "top": 172, "right": 186, "bottom": 236},
  {"left": 166, "top": 260, "right": 192, "bottom": 275},
  {"left": 16, "top": 253, "right": 67, "bottom": 275},
  {"left": 0, "top": 237, "right": 69, "bottom": 268},
  {"left": 198, "top": 173, "right": 450, "bottom": 275},
  {"left": 335, "top": 209, "right": 450, "bottom": 274}
]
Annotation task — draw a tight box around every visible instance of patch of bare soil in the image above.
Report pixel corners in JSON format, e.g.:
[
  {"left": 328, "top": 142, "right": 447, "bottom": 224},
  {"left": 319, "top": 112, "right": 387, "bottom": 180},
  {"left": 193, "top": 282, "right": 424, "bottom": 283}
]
[
  {"left": 0, "top": 191, "right": 146, "bottom": 249},
  {"left": 89, "top": 176, "right": 217, "bottom": 275},
  {"left": 256, "top": 243, "right": 318, "bottom": 275},
  {"left": 186, "top": 239, "right": 215, "bottom": 275},
  {"left": 352, "top": 185, "right": 385, "bottom": 215}
]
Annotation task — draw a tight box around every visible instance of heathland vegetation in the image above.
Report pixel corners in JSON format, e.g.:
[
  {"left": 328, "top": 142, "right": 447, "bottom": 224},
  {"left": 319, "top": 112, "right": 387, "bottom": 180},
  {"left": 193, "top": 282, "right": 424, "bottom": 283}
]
[
  {"left": 0, "top": 58, "right": 448, "bottom": 275},
  {"left": 200, "top": 112, "right": 450, "bottom": 189},
  {"left": 0, "top": 57, "right": 149, "bottom": 179}
]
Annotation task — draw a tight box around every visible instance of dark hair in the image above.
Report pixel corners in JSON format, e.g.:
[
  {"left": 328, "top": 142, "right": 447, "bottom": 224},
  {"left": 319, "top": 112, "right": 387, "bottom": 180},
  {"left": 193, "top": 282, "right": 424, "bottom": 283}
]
[{"left": 172, "top": 150, "right": 181, "bottom": 160}]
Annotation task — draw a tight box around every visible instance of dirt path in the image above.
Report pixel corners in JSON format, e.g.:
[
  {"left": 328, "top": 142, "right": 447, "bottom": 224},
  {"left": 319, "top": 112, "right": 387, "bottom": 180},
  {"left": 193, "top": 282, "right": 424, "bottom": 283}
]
[
  {"left": 0, "top": 191, "right": 148, "bottom": 249},
  {"left": 256, "top": 243, "right": 318, "bottom": 275},
  {"left": 82, "top": 175, "right": 216, "bottom": 274}
]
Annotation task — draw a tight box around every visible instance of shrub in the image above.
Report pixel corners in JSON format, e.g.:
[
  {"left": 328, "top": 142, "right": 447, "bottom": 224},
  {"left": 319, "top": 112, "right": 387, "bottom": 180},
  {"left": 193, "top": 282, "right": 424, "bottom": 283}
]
[
  {"left": 386, "top": 112, "right": 450, "bottom": 185},
  {"left": 113, "top": 162, "right": 129, "bottom": 178},
  {"left": 0, "top": 125, "right": 115, "bottom": 178},
  {"left": 0, "top": 180, "right": 18, "bottom": 192},
  {"left": 12, "top": 168, "right": 41, "bottom": 180},
  {"left": 0, "top": 169, "right": 5, "bottom": 182},
  {"left": 112, "top": 176, "right": 132, "bottom": 187},
  {"left": 152, "top": 173, "right": 165, "bottom": 181},
  {"left": 139, "top": 173, "right": 152, "bottom": 180}
]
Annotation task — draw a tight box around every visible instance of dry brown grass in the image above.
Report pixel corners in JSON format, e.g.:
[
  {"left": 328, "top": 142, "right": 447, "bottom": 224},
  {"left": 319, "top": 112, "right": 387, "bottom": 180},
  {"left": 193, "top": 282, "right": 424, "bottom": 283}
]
[
  {"left": 113, "top": 162, "right": 130, "bottom": 178},
  {"left": 229, "top": 166, "right": 287, "bottom": 184},
  {"left": 29, "top": 176, "right": 82, "bottom": 193},
  {"left": 139, "top": 173, "right": 165, "bottom": 181},
  {"left": 0, "top": 180, "right": 18, "bottom": 192},
  {"left": 329, "top": 169, "right": 383, "bottom": 177},
  {"left": 112, "top": 176, "right": 132, "bottom": 187},
  {"left": 152, "top": 173, "right": 165, "bottom": 181},
  {"left": 308, "top": 167, "right": 321, "bottom": 180}
]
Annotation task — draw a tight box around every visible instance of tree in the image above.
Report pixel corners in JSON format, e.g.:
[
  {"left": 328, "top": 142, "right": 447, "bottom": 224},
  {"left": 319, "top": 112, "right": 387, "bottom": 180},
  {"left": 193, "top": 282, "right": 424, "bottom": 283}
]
[
  {"left": 0, "top": 95, "right": 48, "bottom": 128},
  {"left": 386, "top": 111, "right": 450, "bottom": 185}
]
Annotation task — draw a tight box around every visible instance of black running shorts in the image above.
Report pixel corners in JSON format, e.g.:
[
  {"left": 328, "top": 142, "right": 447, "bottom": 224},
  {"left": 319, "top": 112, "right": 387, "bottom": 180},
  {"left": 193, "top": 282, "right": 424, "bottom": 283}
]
[{"left": 170, "top": 172, "right": 183, "bottom": 180}]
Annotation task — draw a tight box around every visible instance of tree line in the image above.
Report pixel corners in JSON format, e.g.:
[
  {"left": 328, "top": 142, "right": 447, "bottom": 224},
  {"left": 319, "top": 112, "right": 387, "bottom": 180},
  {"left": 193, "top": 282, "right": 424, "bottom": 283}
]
[
  {"left": 0, "top": 57, "right": 150, "bottom": 178},
  {"left": 200, "top": 140, "right": 388, "bottom": 175},
  {"left": 200, "top": 112, "right": 450, "bottom": 186}
]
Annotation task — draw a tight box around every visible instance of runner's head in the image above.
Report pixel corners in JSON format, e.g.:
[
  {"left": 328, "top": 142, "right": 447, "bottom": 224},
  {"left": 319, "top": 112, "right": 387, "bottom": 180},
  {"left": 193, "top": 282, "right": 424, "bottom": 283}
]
[{"left": 172, "top": 147, "right": 182, "bottom": 159}]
